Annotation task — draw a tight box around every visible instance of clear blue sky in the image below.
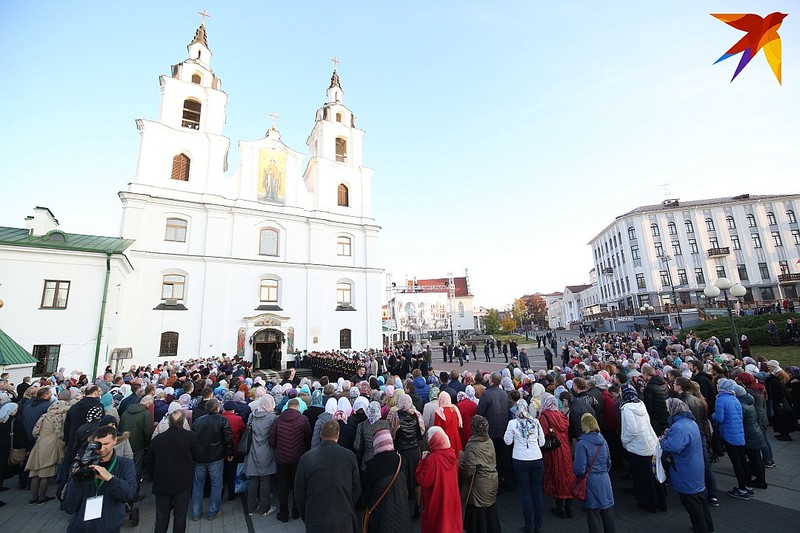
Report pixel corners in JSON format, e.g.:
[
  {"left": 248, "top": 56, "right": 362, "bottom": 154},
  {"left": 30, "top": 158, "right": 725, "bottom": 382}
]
[{"left": 1, "top": 1, "right": 797, "bottom": 308}]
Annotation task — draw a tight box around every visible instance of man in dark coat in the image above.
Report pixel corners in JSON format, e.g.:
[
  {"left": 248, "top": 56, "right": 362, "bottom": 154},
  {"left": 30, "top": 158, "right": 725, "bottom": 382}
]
[
  {"left": 64, "top": 385, "right": 104, "bottom": 457},
  {"left": 295, "top": 420, "right": 360, "bottom": 533},
  {"left": 145, "top": 411, "right": 203, "bottom": 533},
  {"left": 191, "top": 387, "right": 214, "bottom": 425},
  {"left": 543, "top": 347, "right": 555, "bottom": 371},
  {"left": 642, "top": 364, "right": 669, "bottom": 436},
  {"left": 690, "top": 361, "right": 716, "bottom": 415},
  {"left": 191, "top": 398, "right": 234, "bottom": 521},
  {"left": 477, "top": 372, "right": 513, "bottom": 490}
]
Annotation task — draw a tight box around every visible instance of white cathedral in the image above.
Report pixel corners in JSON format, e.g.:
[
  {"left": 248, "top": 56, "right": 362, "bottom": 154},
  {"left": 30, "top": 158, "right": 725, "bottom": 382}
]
[{"left": 0, "top": 22, "right": 383, "bottom": 378}]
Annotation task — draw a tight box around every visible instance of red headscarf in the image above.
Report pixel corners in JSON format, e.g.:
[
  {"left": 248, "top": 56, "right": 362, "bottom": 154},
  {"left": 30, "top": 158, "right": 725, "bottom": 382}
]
[
  {"left": 737, "top": 372, "right": 765, "bottom": 393},
  {"left": 426, "top": 426, "right": 451, "bottom": 451}
]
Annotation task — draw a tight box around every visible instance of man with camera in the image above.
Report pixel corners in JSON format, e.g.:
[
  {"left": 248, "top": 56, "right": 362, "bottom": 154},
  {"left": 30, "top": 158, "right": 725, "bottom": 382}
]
[{"left": 62, "top": 425, "right": 137, "bottom": 532}]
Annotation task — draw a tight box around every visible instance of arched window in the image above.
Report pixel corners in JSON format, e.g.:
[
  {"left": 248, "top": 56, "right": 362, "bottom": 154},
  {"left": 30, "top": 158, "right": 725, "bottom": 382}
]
[
  {"left": 164, "top": 218, "right": 188, "bottom": 242},
  {"left": 259, "top": 279, "right": 279, "bottom": 303},
  {"left": 767, "top": 212, "right": 777, "bottom": 225},
  {"left": 159, "top": 331, "right": 179, "bottom": 357},
  {"left": 747, "top": 214, "right": 757, "bottom": 227},
  {"left": 335, "top": 112, "right": 342, "bottom": 123},
  {"left": 161, "top": 275, "right": 185, "bottom": 300},
  {"left": 684, "top": 220, "right": 694, "bottom": 233},
  {"left": 627, "top": 227, "right": 636, "bottom": 240},
  {"left": 337, "top": 235, "right": 352, "bottom": 256},
  {"left": 259, "top": 228, "right": 279, "bottom": 256},
  {"left": 337, "top": 184, "right": 349, "bottom": 207},
  {"left": 651, "top": 223, "right": 660, "bottom": 237},
  {"left": 668, "top": 222, "right": 677, "bottom": 235},
  {"left": 705, "top": 218, "right": 715, "bottom": 231},
  {"left": 339, "top": 328, "right": 352, "bottom": 349},
  {"left": 458, "top": 301, "right": 465, "bottom": 318},
  {"left": 335, "top": 137, "right": 347, "bottom": 162},
  {"left": 726, "top": 216, "right": 736, "bottom": 229},
  {"left": 337, "top": 282, "right": 352, "bottom": 306},
  {"left": 788, "top": 210, "right": 797, "bottom": 224},
  {"left": 182, "top": 99, "right": 201, "bottom": 129},
  {"left": 191, "top": 73, "right": 202, "bottom": 84},
  {"left": 171, "top": 153, "right": 190, "bottom": 181}
]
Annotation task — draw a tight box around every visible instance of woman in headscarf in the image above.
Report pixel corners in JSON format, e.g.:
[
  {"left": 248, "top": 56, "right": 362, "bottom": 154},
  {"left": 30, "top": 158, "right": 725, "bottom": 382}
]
[
  {"left": 335, "top": 397, "right": 357, "bottom": 452},
  {"left": 348, "top": 396, "right": 369, "bottom": 431},
  {"left": 538, "top": 391, "right": 576, "bottom": 519},
  {"left": 389, "top": 392, "right": 424, "bottom": 518},
  {"left": 504, "top": 399, "right": 545, "bottom": 533},
  {"left": 245, "top": 394, "right": 278, "bottom": 517},
  {"left": 152, "top": 401, "right": 189, "bottom": 438},
  {"left": 311, "top": 398, "right": 338, "bottom": 448},
  {"left": 737, "top": 372, "right": 773, "bottom": 468},
  {"left": 459, "top": 415, "right": 501, "bottom": 533},
  {"left": 530, "top": 382, "right": 546, "bottom": 416},
  {"left": 357, "top": 429, "right": 413, "bottom": 533},
  {"left": 574, "top": 413, "right": 616, "bottom": 533},
  {"left": 178, "top": 393, "right": 194, "bottom": 426},
  {"left": 422, "top": 386, "right": 440, "bottom": 430},
  {"left": 304, "top": 389, "right": 326, "bottom": 431},
  {"left": 24, "top": 400, "right": 69, "bottom": 504},
  {"left": 434, "top": 391, "right": 463, "bottom": 453},
  {"left": 100, "top": 392, "right": 119, "bottom": 422},
  {"left": 457, "top": 388, "right": 478, "bottom": 448},
  {"left": 354, "top": 401, "right": 391, "bottom": 470},
  {"left": 416, "top": 426, "right": 462, "bottom": 533},
  {"left": 619, "top": 386, "right": 663, "bottom": 512},
  {"left": 248, "top": 386, "right": 267, "bottom": 414}
]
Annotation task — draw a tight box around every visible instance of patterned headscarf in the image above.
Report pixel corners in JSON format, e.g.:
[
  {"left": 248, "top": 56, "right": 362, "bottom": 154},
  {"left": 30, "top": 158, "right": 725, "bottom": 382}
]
[
  {"left": 310, "top": 389, "right": 324, "bottom": 408},
  {"left": 787, "top": 366, "right": 800, "bottom": 380},
  {"left": 471, "top": 414, "right": 489, "bottom": 439},
  {"left": 539, "top": 392, "right": 559, "bottom": 413},
  {"left": 366, "top": 401, "right": 382, "bottom": 424},
  {"left": 514, "top": 399, "right": 537, "bottom": 444},
  {"left": 428, "top": 386, "right": 440, "bottom": 402},
  {"left": 666, "top": 397, "right": 691, "bottom": 418},
  {"left": 501, "top": 377, "right": 515, "bottom": 391},
  {"left": 465, "top": 385, "right": 479, "bottom": 405},
  {"left": 621, "top": 386, "right": 640, "bottom": 405}
]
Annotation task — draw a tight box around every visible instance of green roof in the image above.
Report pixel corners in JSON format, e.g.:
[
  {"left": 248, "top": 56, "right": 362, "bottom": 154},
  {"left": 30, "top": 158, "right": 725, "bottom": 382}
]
[
  {"left": 0, "top": 328, "right": 37, "bottom": 366},
  {"left": 0, "top": 227, "right": 134, "bottom": 254}
]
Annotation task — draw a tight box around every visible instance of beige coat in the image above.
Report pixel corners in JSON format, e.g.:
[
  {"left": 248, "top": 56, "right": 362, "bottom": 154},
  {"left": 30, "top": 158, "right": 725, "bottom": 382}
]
[{"left": 25, "top": 402, "right": 69, "bottom": 475}]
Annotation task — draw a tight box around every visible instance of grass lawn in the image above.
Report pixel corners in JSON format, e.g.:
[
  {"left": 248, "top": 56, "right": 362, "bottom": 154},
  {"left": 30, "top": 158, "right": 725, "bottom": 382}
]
[
  {"left": 748, "top": 345, "right": 800, "bottom": 368},
  {"left": 493, "top": 334, "right": 529, "bottom": 343}
]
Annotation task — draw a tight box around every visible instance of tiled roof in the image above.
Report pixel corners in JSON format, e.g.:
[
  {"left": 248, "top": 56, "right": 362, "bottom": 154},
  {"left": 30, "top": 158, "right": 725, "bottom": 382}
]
[
  {"left": 565, "top": 284, "right": 592, "bottom": 293},
  {"left": 617, "top": 194, "right": 798, "bottom": 218},
  {"left": 405, "top": 277, "right": 471, "bottom": 297},
  {"left": 0, "top": 227, "right": 134, "bottom": 255},
  {"left": 0, "top": 328, "right": 37, "bottom": 366}
]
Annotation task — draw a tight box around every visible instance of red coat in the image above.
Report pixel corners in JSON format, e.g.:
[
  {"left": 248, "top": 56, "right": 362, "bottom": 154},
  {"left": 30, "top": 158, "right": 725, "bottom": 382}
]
[
  {"left": 434, "top": 408, "right": 463, "bottom": 454},
  {"left": 223, "top": 411, "right": 246, "bottom": 450},
  {"left": 538, "top": 409, "right": 575, "bottom": 498},
  {"left": 416, "top": 448, "right": 463, "bottom": 533},
  {"left": 600, "top": 390, "right": 618, "bottom": 433},
  {"left": 457, "top": 399, "right": 477, "bottom": 447}
]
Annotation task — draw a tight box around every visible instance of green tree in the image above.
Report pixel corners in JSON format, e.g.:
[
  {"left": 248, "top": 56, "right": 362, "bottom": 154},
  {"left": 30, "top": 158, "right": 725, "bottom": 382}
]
[{"left": 484, "top": 308, "right": 501, "bottom": 334}]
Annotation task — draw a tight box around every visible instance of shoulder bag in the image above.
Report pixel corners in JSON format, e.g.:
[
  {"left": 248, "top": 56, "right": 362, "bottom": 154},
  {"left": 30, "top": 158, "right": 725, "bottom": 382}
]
[
  {"left": 540, "top": 412, "right": 561, "bottom": 451},
  {"left": 8, "top": 419, "right": 27, "bottom": 467},
  {"left": 235, "top": 420, "right": 253, "bottom": 458},
  {"left": 361, "top": 453, "right": 402, "bottom": 533},
  {"left": 570, "top": 445, "right": 601, "bottom": 500}
]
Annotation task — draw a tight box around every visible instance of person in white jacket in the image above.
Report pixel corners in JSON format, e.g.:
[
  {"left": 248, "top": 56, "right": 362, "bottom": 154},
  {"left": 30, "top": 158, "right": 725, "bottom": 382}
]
[
  {"left": 619, "top": 386, "right": 666, "bottom": 513},
  {"left": 504, "top": 399, "right": 545, "bottom": 533}
]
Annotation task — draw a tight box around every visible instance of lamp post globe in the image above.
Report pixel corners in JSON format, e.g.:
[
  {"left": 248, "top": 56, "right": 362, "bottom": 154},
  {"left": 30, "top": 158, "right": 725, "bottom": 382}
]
[
  {"left": 703, "top": 285, "right": 721, "bottom": 298},
  {"left": 730, "top": 284, "right": 747, "bottom": 298},
  {"left": 715, "top": 277, "right": 733, "bottom": 290}
]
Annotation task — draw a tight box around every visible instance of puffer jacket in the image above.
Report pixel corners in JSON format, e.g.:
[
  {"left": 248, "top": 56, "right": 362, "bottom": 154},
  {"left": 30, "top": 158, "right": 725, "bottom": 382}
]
[
  {"left": 737, "top": 393, "right": 766, "bottom": 450},
  {"left": 712, "top": 392, "right": 744, "bottom": 446},
  {"left": 620, "top": 401, "right": 658, "bottom": 456},
  {"left": 268, "top": 408, "right": 311, "bottom": 464},
  {"left": 413, "top": 377, "right": 430, "bottom": 402},
  {"left": 394, "top": 411, "right": 422, "bottom": 452},
  {"left": 643, "top": 376, "right": 669, "bottom": 436}
]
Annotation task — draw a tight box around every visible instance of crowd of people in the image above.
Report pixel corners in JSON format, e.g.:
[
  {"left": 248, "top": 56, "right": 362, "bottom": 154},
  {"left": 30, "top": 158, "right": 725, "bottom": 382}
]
[{"left": 0, "top": 329, "right": 798, "bottom": 533}]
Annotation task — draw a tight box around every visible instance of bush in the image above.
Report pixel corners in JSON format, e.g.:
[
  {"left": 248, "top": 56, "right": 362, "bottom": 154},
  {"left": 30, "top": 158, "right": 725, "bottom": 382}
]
[{"left": 683, "top": 313, "right": 800, "bottom": 345}]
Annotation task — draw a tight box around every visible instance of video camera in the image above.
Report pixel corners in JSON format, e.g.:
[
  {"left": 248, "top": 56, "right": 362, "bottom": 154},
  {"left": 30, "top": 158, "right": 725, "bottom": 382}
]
[{"left": 71, "top": 442, "right": 102, "bottom": 482}]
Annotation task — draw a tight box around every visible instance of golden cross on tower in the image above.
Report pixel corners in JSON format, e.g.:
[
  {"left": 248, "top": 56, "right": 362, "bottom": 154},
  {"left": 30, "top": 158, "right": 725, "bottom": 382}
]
[
  {"left": 269, "top": 112, "right": 280, "bottom": 131},
  {"left": 198, "top": 10, "right": 211, "bottom": 24},
  {"left": 330, "top": 56, "right": 341, "bottom": 71}
]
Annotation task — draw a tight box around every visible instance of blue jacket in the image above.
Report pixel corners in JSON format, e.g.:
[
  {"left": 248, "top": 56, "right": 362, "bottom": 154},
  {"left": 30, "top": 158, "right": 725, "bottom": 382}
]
[
  {"left": 712, "top": 392, "right": 745, "bottom": 446},
  {"left": 660, "top": 413, "right": 705, "bottom": 495},
  {"left": 573, "top": 431, "right": 614, "bottom": 510},
  {"left": 413, "top": 377, "right": 430, "bottom": 402}
]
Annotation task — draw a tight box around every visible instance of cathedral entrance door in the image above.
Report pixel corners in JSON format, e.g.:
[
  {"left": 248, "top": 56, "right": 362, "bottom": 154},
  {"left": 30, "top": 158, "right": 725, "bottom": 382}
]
[{"left": 252, "top": 328, "right": 283, "bottom": 370}]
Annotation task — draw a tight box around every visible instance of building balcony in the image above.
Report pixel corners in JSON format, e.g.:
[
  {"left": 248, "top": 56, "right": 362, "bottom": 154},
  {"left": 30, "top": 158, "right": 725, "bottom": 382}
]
[
  {"left": 706, "top": 247, "right": 730, "bottom": 258},
  {"left": 778, "top": 273, "right": 800, "bottom": 284},
  {"left": 602, "top": 267, "right": 614, "bottom": 275}
]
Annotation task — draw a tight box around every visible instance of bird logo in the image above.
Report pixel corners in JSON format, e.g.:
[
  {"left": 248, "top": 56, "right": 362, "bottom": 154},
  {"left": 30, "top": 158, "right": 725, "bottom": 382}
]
[{"left": 711, "top": 12, "right": 788, "bottom": 84}]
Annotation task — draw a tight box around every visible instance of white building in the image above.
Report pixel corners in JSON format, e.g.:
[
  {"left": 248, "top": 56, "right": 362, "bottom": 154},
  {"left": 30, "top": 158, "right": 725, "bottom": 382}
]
[
  {"left": 0, "top": 23, "right": 384, "bottom": 378},
  {"left": 545, "top": 291, "right": 564, "bottom": 328},
  {"left": 562, "top": 284, "right": 592, "bottom": 327},
  {"left": 589, "top": 194, "right": 800, "bottom": 316}
]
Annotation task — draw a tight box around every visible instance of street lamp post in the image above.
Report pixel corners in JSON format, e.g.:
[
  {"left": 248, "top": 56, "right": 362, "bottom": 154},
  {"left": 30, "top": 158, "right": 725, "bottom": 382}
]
[
  {"left": 703, "top": 277, "right": 747, "bottom": 358},
  {"left": 658, "top": 253, "right": 683, "bottom": 331},
  {"left": 639, "top": 303, "right": 654, "bottom": 337}
]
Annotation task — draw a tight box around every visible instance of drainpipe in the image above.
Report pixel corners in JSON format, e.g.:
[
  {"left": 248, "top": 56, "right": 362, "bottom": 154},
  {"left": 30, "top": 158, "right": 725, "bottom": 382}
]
[{"left": 92, "top": 253, "right": 112, "bottom": 381}]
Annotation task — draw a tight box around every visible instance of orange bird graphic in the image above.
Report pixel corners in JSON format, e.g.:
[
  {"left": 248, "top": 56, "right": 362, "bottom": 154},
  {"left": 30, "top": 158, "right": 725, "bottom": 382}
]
[{"left": 711, "top": 12, "right": 788, "bottom": 84}]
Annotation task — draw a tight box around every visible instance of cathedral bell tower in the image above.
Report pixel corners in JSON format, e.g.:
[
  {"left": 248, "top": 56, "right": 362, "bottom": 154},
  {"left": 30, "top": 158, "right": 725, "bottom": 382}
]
[
  {"left": 129, "top": 18, "right": 230, "bottom": 194},
  {"left": 304, "top": 61, "right": 374, "bottom": 218}
]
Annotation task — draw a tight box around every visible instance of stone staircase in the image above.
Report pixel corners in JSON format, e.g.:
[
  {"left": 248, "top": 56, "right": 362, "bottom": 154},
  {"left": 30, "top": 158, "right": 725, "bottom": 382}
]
[{"left": 254, "top": 367, "right": 315, "bottom": 382}]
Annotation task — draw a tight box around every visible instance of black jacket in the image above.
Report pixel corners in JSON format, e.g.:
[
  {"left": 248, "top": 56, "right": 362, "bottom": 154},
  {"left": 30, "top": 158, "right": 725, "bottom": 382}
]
[
  {"left": 192, "top": 413, "right": 234, "bottom": 463},
  {"left": 144, "top": 426, "right": 203, "bottom": 495},
  {"left": 22, "top": 397, "right": 51, "bottom": 444},
  {"left": 643, "top": 376, "right": 669, "bottom": 436},
  {"left": 568, "top": 392, "right": 597, "bottom": 439},
  {"left": 394, "top": 411, "right": 423, "bottom": 452},
  {"left": 692, "top": 372, "right": 717, "bottom": 414},
  {"left": 64, "top": 397, "right": 103, "bottom": 454},
  {"left": 477, "top": 384, "right": 509, "bottom": 439}
]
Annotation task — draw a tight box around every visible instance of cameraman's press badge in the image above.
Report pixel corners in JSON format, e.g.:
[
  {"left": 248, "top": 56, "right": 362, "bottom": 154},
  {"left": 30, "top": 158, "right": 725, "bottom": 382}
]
[{"left": 84, "top": 495, "right": 103, "bottom": 521}]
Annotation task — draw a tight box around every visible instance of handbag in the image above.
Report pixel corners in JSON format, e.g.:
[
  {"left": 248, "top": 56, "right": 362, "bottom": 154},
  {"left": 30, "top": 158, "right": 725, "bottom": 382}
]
[
  {"left": 570, "top": 445, "right": 601, "bottom": 500},
  {"left": 540, "top": 413, "right": 561, "bottom": 451},
  {"left": 361, "top": 453, "right": 402, "bottom": 533},
  {"left": 8, "top": 420, "right": 27, "bottom": 467},
  {"left": 235, "top": 421, "right": 253, "bottom": 458}
]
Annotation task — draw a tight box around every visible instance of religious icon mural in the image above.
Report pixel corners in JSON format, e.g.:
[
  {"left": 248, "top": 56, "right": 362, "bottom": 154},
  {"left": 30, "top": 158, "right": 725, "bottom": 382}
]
[
  {"left": 236, "top": 327, "right": 245, "bottom": 357},
  {"left": 287, "top": 326, "right": 295, "bottom": 354},
  {"left": 258, "top": 148, "right": 286, "bottom": 203}
]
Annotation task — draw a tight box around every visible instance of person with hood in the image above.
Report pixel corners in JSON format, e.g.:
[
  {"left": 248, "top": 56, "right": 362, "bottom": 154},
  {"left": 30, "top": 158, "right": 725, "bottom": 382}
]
[
  {"left": 413, "top": 371, "right": 430, "bottom": 402},
  {"left": 416, "top": 426, "right": 462, "bottom": 533},
  {"left": 505, "top": 399, "right": 546, "bottom": 533},
  {"left": 434, "top": 392, "right": 463, "bottom": 454},
  {"left": 24, "top": 399, "right": 69, "bottom": 504},
  {"left": 355, "top": 401, "right": 391, "bottom": 470},
  {"left": 538, "top": 392, "right": 575, "bottom": 519},
  {"left": 673, "top": 377, "right": 718, "bottom": 507},
  {"left": 734, "top": 385, "right": 767, "bottom": 490},
  {"left": 459, "top": 415, "right": 501, "bottom": 533},
  {"left": 358, "top": 428, "right": 413, "bottom": 533},
  {"left": 245, "top": 394, "right": 278, "bottom": 517},
  {"left": 619, "top": 386, "right": 664, "bottom": 513},
  {"left": 660, "top": 398, "right": 714, "bottom": 533},
  {"left": 712, "top": 378, "right": 750, "bottom": 499},
  {"left": 118, "top": 393, "right": 154, "bottom": 501},
  {"left": 573, "top": 413, "right": 615, "bottom": 533}
]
